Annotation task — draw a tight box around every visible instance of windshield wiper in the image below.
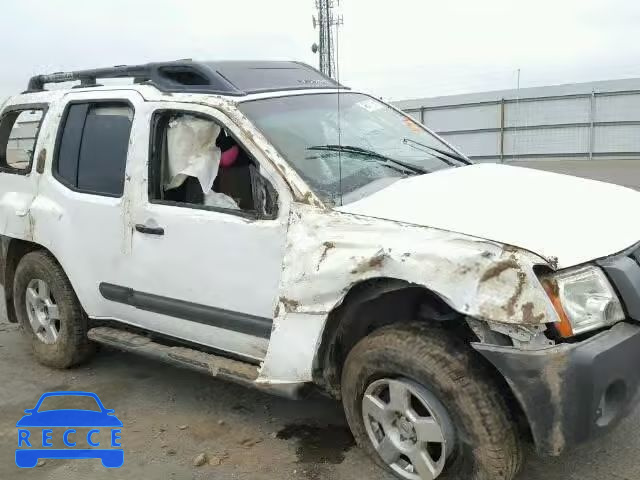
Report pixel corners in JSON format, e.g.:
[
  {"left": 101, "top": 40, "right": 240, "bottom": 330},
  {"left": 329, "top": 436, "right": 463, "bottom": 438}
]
[
  {"left": 308, "top": 144, "right": 428, "bottom": 175},
  {"left": 402, "top": 138, "right": 472, "bottom": 166}
]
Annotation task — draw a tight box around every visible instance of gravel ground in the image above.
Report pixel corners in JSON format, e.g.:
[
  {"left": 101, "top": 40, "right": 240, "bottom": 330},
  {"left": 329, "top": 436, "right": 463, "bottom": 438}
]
[{"left": 2, "top": 163, "right": 640, "bottom": 479}]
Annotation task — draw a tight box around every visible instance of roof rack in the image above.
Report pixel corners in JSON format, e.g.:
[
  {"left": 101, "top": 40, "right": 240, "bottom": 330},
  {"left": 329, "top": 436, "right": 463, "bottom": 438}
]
[{"left": 26, "top": 60, "right": 347, "bottom": 96}]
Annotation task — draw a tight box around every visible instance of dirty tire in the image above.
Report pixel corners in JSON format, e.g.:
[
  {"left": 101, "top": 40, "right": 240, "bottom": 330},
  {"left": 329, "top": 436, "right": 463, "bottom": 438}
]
[
  {"left": 13, "top": 250, "right": 94, "bottom": 368},
  {"left": 342, "top": 323, "right": 523, "bottom": 480}
]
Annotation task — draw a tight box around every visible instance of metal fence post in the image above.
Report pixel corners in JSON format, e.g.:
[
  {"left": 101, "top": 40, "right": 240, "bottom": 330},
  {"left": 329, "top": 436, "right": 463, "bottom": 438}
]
[
  {"left": 499, "top": 98, "right": 505, "bottom": 163},
  {"left": 589, "top": 90, "right": 596, "bottom": 160}
]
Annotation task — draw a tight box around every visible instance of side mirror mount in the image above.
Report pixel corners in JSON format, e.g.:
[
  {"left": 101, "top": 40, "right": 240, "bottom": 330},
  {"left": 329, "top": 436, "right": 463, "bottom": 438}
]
[
  {"left": 264, "top": 181, "right": 279, "bottom": 218},
  {"left": 251, "top": 169, "right": 279, "bottom": 219}
]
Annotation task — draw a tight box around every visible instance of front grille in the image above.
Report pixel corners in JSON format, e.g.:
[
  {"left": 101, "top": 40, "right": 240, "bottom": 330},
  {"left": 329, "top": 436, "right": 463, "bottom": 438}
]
[
  {"left": 597, "top": 247, "right": 640, "bottom": 321},
  {"left": 629, "top": 247, "right": 640, "bottom": 267}
]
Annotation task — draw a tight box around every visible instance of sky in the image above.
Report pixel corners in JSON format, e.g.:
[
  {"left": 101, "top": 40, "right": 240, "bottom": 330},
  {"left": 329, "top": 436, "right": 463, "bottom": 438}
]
[{"left": 2, "top": 0, "right": 640, "bottom": 102}]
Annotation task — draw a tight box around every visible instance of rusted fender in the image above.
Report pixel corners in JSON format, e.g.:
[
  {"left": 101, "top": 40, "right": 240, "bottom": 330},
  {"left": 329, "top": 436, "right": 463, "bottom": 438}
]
[{"left": 277, "top": 205, "right": 558, "bottom": 326}]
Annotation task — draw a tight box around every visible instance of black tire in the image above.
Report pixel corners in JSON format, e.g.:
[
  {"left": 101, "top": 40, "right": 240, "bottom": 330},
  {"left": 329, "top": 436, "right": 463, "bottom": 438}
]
[
  {"left": 341, "top": 323, "right": 523, "bottom": 480},
  {"left": 13, "top": 250, "right": 94, "bottom": 368}
]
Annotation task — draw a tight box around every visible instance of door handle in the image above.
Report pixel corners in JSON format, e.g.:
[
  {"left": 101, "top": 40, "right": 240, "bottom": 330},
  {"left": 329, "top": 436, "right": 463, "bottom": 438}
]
[{"left": 135, "top": 224, "right": 165, "bottom": 236}]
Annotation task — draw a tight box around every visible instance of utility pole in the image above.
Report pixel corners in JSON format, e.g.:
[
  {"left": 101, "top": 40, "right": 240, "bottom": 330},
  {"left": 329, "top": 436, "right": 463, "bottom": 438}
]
[{"left": 312, "top": 0, "right": 343, "bottom": 79}]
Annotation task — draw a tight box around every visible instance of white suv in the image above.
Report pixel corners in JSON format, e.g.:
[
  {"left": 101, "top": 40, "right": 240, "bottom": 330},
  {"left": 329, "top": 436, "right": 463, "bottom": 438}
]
[{"left": 2, "top": 60, "right": 640, "bottom": 480}]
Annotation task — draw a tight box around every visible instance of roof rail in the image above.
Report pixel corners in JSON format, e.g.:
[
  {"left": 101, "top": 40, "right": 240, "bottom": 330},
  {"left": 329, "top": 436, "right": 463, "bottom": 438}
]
[{"left": 26, "top": 60, "right": 346, "bottom": 96}]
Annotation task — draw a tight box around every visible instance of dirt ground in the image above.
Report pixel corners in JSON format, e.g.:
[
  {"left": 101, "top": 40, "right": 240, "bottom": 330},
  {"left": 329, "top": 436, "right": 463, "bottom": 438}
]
[{"left": 1, "top": 296, "right": 639, "bottom": 480}]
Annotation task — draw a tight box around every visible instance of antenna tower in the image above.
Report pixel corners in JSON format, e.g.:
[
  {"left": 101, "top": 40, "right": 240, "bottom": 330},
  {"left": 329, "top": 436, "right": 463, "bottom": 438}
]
[{"left": 312, "top": 0, "right": 343, "bottom": 79}]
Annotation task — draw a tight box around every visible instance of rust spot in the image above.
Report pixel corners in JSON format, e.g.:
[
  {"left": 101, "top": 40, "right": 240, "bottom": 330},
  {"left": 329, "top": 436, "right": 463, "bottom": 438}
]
[
  {"left": 547, "top": 256, "right": 559, "bottom": 270},
  {"left": 521, "top": 302, "right": 545, "bottom": 323},
  {"left": 369, "top": 254, "right": 385, "bottom": 268},
  {"left": 36, "top": 148, "right": 47, "bottom": 173},
  {"left": 317, "top": 241, "right": 336, "bottom": 271},
  {"left": 301, "top": 191, "right": 315, "bottom": 205},
  {"left": 25, "top": 211, "right": 35, "bottom": 241},
  {"left": 458, "top": 265, "right": 472, "bottom": 275},
  {"left": 504, "top": 271, "right": 526, "bottom": 317},
  {"left": 479, "top": 259, "right": 519, "bottom": 282},
  {"left": 350, "top": 251, "right": 387, "bottom": 275},
  {"left": 541, "top": 354, "right": 569, "bottom": 454},
  {"left": 281, "top": 298, "right": 301, "bottom": 312}
]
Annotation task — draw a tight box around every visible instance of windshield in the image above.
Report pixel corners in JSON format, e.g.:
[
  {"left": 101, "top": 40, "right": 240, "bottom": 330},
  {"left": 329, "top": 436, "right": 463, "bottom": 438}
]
[{"left": 239, "top": 92, "right": 469, "bottom": 205}]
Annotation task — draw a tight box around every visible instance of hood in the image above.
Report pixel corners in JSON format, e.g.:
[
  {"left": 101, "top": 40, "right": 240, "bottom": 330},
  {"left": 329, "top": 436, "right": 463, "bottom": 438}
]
[{"left": 337, "top": 163, "right": 640, "bottom": 269}]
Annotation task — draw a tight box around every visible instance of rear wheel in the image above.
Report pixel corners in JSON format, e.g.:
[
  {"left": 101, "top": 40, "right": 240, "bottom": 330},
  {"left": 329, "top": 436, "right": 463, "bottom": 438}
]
[
  {"left": 13, "top": 250, "right": 94, "bottom": 368},
  {"left": 341, "top": 323, "right": 523, "bottom": 480}
]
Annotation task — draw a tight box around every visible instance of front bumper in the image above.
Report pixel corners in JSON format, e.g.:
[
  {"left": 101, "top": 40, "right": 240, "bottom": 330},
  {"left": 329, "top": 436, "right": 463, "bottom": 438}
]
[{"left": 474, "top": 322, "right": 640, "bottom": 456}]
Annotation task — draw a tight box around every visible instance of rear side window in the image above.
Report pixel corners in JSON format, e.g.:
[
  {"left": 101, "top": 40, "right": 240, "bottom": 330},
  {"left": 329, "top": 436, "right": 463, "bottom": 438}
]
[
  {"left": 0, "top": 108, "right": 45, "bottom": 173},
  {"left": 54, "top": 102, "right": 133, "bottom": 196}
]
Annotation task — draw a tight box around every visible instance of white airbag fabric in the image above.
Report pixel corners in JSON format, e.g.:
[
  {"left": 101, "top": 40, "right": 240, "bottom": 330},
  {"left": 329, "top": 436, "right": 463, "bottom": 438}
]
[
  {"left": 204, "top": 191, "right": 239, "bottom": 210},
  {"left": 165, "top": 117, "right": 221, "bottom": 193}
]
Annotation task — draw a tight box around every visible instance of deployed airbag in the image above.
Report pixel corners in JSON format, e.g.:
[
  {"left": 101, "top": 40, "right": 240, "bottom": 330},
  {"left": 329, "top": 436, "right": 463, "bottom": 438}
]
[{"left": 165, "top": 116, "right": 221, "bottom": 193}]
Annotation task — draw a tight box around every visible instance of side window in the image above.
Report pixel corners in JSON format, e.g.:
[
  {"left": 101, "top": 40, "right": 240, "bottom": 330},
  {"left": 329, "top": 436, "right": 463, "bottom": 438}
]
[
  {"left": 0, "top": 108, "right": 45, "bottom": 173},
  {"left": 149, "top": 111, "right": 278, "bottom": 217},
  {"left": 54, "top": 102, "right": 133, "bottom": 196}
]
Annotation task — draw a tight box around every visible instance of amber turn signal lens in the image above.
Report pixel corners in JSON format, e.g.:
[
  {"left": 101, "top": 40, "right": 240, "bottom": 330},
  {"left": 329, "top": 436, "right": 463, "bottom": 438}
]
[{"left": 542, "top": 280, "right": 574, "bottom": 338}]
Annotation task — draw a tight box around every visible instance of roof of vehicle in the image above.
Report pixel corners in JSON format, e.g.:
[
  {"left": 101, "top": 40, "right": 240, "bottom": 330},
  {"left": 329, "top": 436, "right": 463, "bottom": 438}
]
[
  {"left": 4, "top": 85, "right": 354, "bottom": 110},
  {"left": 25, "top": 60, "right": 347, "bottom": 97}
]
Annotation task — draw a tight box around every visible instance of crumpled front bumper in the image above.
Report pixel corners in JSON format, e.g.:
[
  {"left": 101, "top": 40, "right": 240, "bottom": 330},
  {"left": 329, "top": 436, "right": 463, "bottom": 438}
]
[{"left": 474, "top": 322, "right": 640, "bottom": 456}]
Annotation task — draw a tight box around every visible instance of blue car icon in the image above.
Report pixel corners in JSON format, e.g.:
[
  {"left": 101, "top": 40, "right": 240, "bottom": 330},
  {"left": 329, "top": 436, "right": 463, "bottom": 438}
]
[{"left": 16, "top": 391, "right": 123, "bottom": 468}]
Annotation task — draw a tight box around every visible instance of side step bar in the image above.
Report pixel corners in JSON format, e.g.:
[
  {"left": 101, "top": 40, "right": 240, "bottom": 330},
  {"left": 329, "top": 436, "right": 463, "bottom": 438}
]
[{"left": 88, "top": 326, "right": 259, "bottom": 387}]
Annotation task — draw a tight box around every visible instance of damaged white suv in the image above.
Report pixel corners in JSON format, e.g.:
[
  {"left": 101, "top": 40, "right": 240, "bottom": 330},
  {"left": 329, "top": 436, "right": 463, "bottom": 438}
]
[{"left": 2, "top": 60, "right": 640, "bottom": 480}]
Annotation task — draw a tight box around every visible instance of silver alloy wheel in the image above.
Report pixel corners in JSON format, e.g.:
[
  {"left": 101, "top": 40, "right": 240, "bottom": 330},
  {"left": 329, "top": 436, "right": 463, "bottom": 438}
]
[
  {"left": 362, "top": 378, "right": 455, "bottom": 480},
  {"left": 25, "top": 278, "right": 61, "bottom": 345}
]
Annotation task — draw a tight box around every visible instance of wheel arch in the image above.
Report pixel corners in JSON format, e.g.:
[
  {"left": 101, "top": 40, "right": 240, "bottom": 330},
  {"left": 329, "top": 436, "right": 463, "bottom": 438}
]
[
  {"left": 1, "top": 236, "right": 58, "bottom": 323},
  {"left": 312, "top": 276, "right": 472, "bottom": 398},
  {"left": 312, "top": 275, "right": 533, "bottom": 445}
]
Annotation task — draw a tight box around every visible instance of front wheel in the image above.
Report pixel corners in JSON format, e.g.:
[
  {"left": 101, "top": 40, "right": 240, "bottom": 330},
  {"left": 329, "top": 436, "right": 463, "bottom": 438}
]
[{"left": 341, "top": 323, "right": 523, "bottom": 480}]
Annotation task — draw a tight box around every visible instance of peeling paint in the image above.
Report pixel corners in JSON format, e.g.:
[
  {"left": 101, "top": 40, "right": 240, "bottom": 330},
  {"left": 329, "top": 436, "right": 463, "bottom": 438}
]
[
  {"left": 280, "top": 297, "right": 301, "bottom": 312},
  {"left": 505, "top": 271, "right": 526, "bottom": 317},
  {"left": 276, "top": 204, "right": 557, "bottom": 328},
  {"left": 316, "top": 241, "right": 335, "bottom": 271},
  {"left": 350, "top": 249, "right": 388, "bottom": 275},
  {"left": 26, "top": 210, "right": 35, "bottom": 241},
  {"left": 542, "top": 354, "right": 568, "bottom": 454},
  {"left": 259, "top": 203, "right": 561, "bottom": 383},
  {"left": 522, "top": 301, "right": 545, "bottom": 324},
  {"left": 480, "top": 258, "right": 520, "bottom": 283}
]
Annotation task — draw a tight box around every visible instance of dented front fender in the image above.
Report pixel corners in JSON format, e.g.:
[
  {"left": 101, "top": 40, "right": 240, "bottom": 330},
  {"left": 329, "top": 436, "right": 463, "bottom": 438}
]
[{"left": 277, "top": 204, "right": 558, "bottom": 327}]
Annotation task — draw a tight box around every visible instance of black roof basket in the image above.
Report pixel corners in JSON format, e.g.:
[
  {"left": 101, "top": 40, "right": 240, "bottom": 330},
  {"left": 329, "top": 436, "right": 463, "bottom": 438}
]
[{"left": 26, "top": 60, "right": 347, "bottom": 96}]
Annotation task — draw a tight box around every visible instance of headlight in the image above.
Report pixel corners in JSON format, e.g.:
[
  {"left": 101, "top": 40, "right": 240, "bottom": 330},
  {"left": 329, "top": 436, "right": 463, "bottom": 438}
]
[{"left": 541, "top": 265, "right": 625, "bottom": 337}]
